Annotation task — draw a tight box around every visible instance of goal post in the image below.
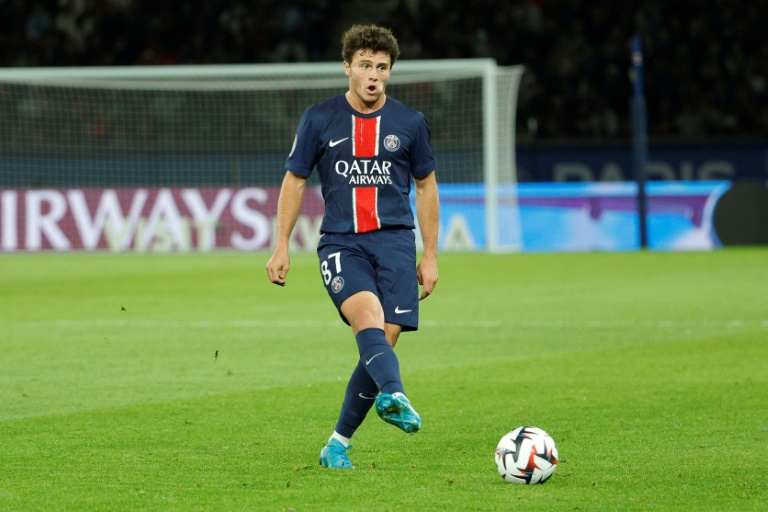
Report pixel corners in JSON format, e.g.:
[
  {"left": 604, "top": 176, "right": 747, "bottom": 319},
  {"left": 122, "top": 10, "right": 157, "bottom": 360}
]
[
  {"left": 488, "top": 65, "right": 524, "bottom": 252},
  {"left": 0, "top": 60, "right": 523, "bottom": 253}
]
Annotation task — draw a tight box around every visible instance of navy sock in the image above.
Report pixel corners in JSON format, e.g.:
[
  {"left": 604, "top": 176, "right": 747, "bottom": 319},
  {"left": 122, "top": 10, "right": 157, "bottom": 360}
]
[
  {"left": 334, "top": 360, "right": 379, "bottom": 439},
  {"left": 355, "top": 327, "right": 404, "bottom": 395}
]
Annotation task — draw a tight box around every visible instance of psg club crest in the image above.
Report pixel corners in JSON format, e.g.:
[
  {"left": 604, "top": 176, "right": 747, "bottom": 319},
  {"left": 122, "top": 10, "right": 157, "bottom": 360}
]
[
  {"left": 383, "top": 134, "right": 400, "bottom": 152},
  {"left": 331, "top": 276, "right": 345, "bottom": 294}
]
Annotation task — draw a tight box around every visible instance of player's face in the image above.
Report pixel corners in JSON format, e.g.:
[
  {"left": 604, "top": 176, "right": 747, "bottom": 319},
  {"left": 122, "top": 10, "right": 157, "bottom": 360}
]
[{"left": 344, "top": 49, "right": 391, "bottom": 112}]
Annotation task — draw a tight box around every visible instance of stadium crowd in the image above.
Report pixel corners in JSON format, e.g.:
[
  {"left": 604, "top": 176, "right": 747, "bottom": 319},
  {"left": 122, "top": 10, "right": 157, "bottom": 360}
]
[{"left": 1, "top": 0, "right": 766, "bottom": 141}]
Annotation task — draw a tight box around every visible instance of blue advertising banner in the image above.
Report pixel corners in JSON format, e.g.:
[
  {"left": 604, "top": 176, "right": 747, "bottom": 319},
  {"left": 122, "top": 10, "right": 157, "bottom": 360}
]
[{"left": 434, "top": 181, "right": 735, "bottom": 252}]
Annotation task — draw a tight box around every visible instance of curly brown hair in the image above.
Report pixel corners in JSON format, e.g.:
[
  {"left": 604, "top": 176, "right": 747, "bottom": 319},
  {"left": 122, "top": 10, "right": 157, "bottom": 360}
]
[{"left": 341, "top": 24, "right": 400, "bottom": 66}]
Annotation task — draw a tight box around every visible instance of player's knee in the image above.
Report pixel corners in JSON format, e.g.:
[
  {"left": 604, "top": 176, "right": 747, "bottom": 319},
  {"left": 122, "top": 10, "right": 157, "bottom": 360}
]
[
  {"left": 349, "top": 309, "right": 385, "bottom": 332},
  {"left": 341, "top": 292, "right": 385, "bottom": 331}
]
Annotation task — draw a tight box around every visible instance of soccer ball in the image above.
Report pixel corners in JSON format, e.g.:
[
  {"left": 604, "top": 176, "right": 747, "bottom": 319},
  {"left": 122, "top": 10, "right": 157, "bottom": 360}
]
[{"left": 495, "top": 426, "right": 558, "bottom": 484}]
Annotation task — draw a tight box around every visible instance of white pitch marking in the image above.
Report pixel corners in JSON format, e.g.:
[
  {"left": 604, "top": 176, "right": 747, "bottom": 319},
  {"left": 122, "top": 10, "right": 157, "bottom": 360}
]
[{"left": 12, "top": 319, "right": 766, "bottom": 329}]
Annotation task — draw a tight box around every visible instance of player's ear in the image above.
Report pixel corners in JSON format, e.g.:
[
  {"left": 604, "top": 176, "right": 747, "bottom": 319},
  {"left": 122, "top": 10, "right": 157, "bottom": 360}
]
[{"left": 343, "top": 61, "right": 351, "bottom": 77}]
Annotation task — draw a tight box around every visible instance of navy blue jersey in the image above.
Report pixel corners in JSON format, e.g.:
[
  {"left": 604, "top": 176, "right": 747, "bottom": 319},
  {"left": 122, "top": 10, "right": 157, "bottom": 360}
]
[{"left": 285, "top": 94, "right": 436, "bottom": 234}]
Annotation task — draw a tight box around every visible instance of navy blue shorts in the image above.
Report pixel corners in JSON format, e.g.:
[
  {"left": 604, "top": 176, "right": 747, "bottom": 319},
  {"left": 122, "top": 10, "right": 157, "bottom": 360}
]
[{"left": 317, "top": 229, "right": 419, "bottom": 331}]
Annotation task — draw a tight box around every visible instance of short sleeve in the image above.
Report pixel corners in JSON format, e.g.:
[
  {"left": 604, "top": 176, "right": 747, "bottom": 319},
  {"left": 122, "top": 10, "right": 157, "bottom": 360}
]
[
  {"left": 285, "top": 107, "right": 321, "bottom": 177},
  {"left": 410, "top": 114, "right": 436, "bottom": 179}
]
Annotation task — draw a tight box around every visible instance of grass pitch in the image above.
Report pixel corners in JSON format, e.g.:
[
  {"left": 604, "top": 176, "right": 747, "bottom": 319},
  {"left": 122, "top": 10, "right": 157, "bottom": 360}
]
[{"left": 1, "top": 248, "right": 767, "bottom": 511}]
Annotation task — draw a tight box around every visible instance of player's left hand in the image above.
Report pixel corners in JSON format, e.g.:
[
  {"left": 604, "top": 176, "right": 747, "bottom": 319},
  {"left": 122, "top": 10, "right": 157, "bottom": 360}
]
[{"left": 417, "top": 257, "right": 438, "bottom": 300}]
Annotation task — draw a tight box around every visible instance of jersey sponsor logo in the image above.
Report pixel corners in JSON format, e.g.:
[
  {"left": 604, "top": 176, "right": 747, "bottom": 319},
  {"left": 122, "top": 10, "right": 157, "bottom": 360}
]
[
  {"left": 329, "top": 137, "right": 349, "bottom": 147},
  {"left": 394, "top": 306, "right": 413, "bottom": 314},
  {"left": 383, "top": 134, "right": 400, "bottom": 152},
  {"left": 330, "top": 275, "right": 345, "bottom": 293},
  {"left": 335, "top": 159, "right": 392, "bottom": 185}
]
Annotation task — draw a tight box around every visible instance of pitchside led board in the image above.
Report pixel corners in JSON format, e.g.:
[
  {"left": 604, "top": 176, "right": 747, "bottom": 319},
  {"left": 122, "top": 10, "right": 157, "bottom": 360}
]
[
  {"left": 436, "top": 181, "right": 765, "bottom": 252},
  {"left": 1, "top": 180, "right": 766, "bottom": 253}
]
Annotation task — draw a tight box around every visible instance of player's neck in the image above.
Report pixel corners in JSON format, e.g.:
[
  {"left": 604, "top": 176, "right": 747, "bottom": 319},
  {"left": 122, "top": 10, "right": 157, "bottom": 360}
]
[{"left": 345, "top": 91, "right": 387, "bottom": 114}]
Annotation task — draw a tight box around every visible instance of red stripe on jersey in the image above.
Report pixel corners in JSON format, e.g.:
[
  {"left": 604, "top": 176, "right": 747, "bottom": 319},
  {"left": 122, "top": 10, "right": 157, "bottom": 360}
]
[
  {"left": 352, "top": 116, "right": 379, "bottom": 158},
  {"left": 353, "top": 187, "right": 380, "bottom": 233}
]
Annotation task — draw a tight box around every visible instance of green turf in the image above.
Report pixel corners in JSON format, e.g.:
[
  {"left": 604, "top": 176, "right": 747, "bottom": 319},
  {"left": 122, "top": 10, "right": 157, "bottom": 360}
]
[{"left": 1, "top": 249, "right": 767, "bottom": 511}]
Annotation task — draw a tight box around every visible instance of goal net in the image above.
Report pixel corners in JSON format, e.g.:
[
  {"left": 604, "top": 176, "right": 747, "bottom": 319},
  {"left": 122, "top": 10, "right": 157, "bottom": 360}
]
[{"left": 0, "top": 61, "right": 523, "bottom": 253}]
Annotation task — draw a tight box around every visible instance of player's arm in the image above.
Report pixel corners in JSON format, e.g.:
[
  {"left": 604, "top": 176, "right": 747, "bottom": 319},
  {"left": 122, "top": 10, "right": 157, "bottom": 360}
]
[
  {"left": 414, "top": 171, "right": 439, "bottom": 300},
  {"left": 265, "top": 170, "right": 308, "bottom": 286}
]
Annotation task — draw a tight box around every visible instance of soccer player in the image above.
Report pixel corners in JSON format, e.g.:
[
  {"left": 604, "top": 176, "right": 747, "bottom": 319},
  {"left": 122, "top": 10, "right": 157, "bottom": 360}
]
[{"left": 265, "top": 24, "right": 439, "bottom": 469}]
